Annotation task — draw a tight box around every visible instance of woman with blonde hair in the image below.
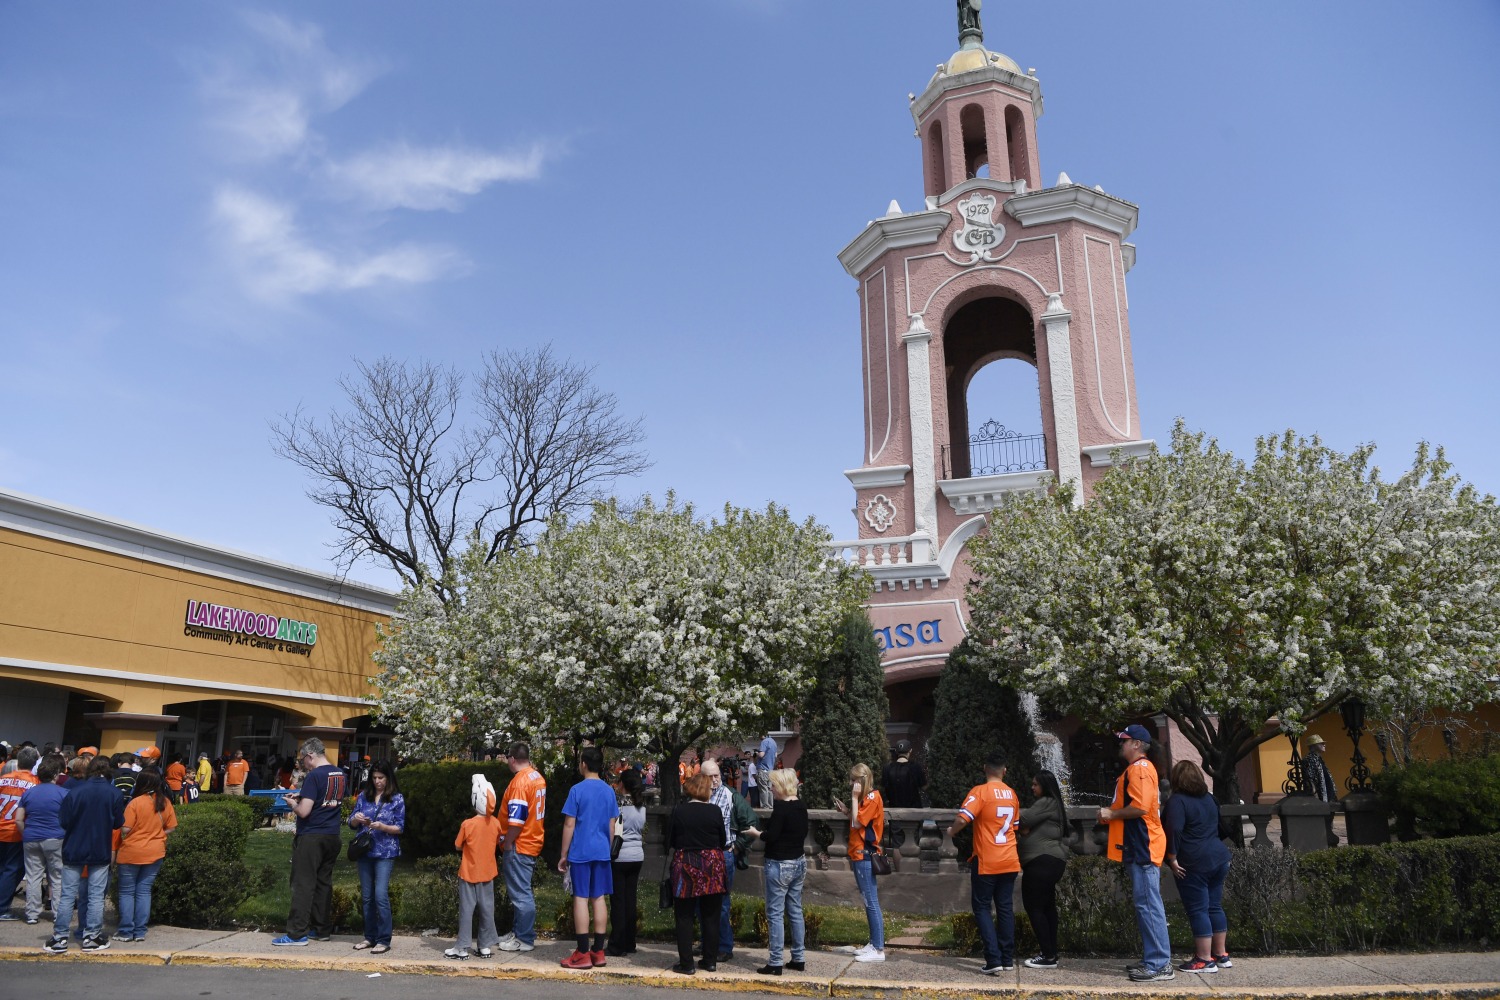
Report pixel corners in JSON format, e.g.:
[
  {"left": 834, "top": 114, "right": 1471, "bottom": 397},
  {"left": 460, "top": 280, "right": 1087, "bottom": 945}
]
[
  {"left": 833, "top": 762, "right": 886, "bottom": 962},
  {"left": 745, "top": 768, "right": 808, "bottom": 976}
]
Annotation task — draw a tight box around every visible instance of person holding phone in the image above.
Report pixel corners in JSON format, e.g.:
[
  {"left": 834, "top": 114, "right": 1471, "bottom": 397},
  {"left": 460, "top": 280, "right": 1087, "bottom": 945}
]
[{"left": 833, "top": 763, "right": 885, "bottom": 963}]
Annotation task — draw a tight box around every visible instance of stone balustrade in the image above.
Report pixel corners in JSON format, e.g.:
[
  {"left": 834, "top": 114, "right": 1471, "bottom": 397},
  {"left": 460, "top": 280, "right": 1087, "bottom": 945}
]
[{"left": 642, "top": 801, "right": 1282, "bottom": 869}]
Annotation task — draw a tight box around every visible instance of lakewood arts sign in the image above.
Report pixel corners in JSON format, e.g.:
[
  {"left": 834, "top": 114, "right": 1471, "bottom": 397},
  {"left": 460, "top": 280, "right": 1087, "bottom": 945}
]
[{"left": 183, "top": 599, "right": 318, "bottom": 656}]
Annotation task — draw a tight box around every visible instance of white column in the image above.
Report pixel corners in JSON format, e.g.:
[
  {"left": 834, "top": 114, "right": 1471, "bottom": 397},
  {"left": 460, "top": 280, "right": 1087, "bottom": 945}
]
[
  {"left": 1042, "top": 293, "right": 1085, "bottom": 507},
  {"left": 903, "top": 314, "right": 939, "bottom": 547}
]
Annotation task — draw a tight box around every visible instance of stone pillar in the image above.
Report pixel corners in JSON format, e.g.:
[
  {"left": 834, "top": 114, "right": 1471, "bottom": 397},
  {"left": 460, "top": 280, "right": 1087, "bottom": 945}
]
[
  {"left": 903, "top": 314, "right": 939, "bottom": 537},
  {"left": 1277, "top": 796, "right": 1335, "bottom": 852},
  {"left": 1341, "top": 792, "right": 1390, "bottom": 846},
  {"left": 1041, "top": 293, "right": 1084, "bottom": 505}
]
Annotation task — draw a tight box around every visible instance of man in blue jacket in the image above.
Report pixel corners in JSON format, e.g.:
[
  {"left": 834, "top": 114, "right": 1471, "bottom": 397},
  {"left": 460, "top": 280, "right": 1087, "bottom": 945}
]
[{"left": 44, "top": 755, "right": 124, "bottom": 953}]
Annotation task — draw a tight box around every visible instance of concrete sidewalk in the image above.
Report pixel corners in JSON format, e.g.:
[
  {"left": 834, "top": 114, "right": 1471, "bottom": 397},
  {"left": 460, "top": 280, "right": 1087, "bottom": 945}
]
[{"left": 1, "top": 920, "right": 1496, "bottom": 998}]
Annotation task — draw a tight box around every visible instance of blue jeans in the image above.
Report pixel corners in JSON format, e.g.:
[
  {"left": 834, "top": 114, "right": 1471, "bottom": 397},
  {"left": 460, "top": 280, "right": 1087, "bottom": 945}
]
[
  {"left": 1176, "top": 859, "right": 1229, "bottom": 938},
  {"left": 850, "top": 859, "right": 885, "bottom": 950},
  {"left": 358, "top": 856, "right": 395, "bottom": 946},
  {"left": 53, "top": 863, "right": 110, "bottom": 940},
  {"left": 504, "top": 850, "right": 538, "bottom": 945},
  {"left": 117, "top": 859, "right": 165, "bottom": 939},
  {"left": 711, "top": 848, "right": 737, "bottom": 955},
  {"left": 971, "top": 871, "right": 1017, "bottom": 968},
  {"left": 0, "top": 840, "right": 22, "bottom": 915},
  {"left": 1128, "top": 862, "right": 1171, "bottom": 971},
  {"left": 764, "top": 857, "right": 806, "bottom": 966}
]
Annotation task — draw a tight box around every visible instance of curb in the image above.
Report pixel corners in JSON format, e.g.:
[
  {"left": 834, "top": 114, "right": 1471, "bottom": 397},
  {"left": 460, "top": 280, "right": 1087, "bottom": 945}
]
[{"left": 3, "top": 946, "right": 1496, "bottom": 999}]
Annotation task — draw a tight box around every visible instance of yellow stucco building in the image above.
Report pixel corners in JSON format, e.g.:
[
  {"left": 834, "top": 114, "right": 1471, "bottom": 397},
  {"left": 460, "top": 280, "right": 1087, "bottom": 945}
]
[{"left": 0, "top": 488, "right": 397, "bottom": 765}]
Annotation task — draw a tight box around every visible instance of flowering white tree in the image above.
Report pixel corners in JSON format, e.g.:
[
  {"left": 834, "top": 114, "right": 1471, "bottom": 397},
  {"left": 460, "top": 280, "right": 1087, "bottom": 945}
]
[
  {"left": 967, "top": 422, "right": 1500, "bottom": 803},
  {"left": 373, "top": 495, "right": 869, "bottom": 793}
]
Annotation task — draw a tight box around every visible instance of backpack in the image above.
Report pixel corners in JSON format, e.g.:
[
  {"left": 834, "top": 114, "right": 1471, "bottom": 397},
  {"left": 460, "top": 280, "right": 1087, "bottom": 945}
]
[{"left": 113, "top": 771, "right": 137, "bottom": 800}]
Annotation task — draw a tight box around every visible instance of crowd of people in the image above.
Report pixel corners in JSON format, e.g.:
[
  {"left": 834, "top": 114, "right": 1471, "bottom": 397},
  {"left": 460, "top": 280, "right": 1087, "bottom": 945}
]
[{"left": 0, "top": 726, "right": 1231, "bottom": 980}]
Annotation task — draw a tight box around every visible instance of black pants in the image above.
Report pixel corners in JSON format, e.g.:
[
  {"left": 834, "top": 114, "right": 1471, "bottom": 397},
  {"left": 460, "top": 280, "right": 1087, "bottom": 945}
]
[
  {"left": 673, "top": 892, "right": 722, "bottom": 969},
  {"left": 287, "top": 834, "right": 341, "bottom": 938},
  {"left": 608, "top": 860, "right": 643, "bottom": 952},
  {"left": 1021, "top": 855, "right": 1066, "bottom": 960}
]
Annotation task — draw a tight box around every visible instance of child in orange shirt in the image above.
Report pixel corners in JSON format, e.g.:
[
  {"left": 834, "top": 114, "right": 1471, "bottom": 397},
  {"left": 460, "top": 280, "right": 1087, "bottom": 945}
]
[{"left": 445, "top": 775, "right": 502, "bottom": 960}]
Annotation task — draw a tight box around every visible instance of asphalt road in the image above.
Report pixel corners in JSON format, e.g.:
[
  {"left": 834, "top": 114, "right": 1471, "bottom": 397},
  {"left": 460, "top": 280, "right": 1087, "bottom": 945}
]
[{"left": 0, "top": 960, "right": 782, "bottom": 1000}]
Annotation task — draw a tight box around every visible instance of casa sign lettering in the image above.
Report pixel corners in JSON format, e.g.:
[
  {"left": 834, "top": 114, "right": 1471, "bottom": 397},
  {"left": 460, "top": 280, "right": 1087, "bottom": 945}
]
[
  {"left": 183, "top": 599, "right": 317, "bottom": 656},
  {"left": 953, "top": 192, "right": 1005, "bottom": 263},
  {"left": 873, "top": 619, "right": 944, "bottom": 651}
]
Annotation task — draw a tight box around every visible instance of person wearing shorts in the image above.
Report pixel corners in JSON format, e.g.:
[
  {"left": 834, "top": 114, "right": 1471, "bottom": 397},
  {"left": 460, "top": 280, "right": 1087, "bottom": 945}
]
[{"left": 556, "top": 747, "right": 619, "bottom": 970}]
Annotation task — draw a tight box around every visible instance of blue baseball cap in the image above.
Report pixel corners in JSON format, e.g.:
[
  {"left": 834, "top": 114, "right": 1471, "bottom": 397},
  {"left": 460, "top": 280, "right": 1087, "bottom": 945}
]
[{"left": 1116, "top": 725, "right": 1153, "bottom": 745}]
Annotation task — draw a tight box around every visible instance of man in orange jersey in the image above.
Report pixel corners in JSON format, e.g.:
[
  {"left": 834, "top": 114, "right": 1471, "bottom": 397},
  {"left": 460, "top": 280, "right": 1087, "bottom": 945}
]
[
  {"left": 1099, "top": 725, "right": 1171, "bottom": 983},
  {"left": 0, "top": 747, "right": 41, "bottom": 921},
  {"left": 224, "top": 750, "right": 250, "bottom": 796},
  {"left": 496, "top": 741, "right": 546, "bottom": 952},
  {"left": 946, "top": 751, "right": 1020, "bottom": 974},
  {"left": 164, "top": 756, "right": 187, "bottom": 803}
]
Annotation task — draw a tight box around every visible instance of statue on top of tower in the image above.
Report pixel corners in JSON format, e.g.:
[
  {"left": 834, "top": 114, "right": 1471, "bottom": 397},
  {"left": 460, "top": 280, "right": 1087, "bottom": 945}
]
[{"left": 957, "top": 0, "right": 983, "bottom": 45}]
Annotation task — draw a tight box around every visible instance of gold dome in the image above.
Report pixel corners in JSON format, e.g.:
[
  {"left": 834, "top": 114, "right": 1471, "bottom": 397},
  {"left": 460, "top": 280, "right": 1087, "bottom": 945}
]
[{"left": 944, "top": 46, "right": 1021, "bottom": 77}]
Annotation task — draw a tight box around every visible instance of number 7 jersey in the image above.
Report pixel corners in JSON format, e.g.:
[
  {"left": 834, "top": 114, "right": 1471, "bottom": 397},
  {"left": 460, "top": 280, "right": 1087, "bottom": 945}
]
[{"left": 959, "top": 779, "right": 1021, "bottom": 874}]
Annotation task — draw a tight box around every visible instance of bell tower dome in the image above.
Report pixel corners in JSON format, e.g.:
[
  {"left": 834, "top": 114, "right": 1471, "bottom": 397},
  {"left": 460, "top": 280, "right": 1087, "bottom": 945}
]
[{"left": 832, "top": 2, "right": 1155, "bottom": 706}]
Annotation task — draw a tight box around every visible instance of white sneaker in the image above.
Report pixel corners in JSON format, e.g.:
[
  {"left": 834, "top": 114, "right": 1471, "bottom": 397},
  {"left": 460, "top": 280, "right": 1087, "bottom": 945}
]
[
  {"left": 444, "top": 946, "right": 469, "bottom": 960},
  {"left": 855, "top": 949, "right": 886, "bottom": 963},
  {"left": 497, "top": 938, "right": 535, "bottom": 952},
  {"left": 497, "top": 932, "right": 516, "bottom": 945}
]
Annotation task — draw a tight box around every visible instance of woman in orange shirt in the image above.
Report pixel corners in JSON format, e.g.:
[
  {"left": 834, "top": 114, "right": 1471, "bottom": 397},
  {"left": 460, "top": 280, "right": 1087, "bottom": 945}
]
[
  {"left": 833, "top": 762, "right": 886, "bottom": 962},
  {"left": 117, "top": 771, "right": 177, "bottom": 942}
]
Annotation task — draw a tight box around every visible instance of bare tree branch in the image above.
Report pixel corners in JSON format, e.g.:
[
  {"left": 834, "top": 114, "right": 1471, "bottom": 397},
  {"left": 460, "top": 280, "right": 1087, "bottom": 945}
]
[{"left": 270, "top": 349, "right": 648, "bottom": 604}]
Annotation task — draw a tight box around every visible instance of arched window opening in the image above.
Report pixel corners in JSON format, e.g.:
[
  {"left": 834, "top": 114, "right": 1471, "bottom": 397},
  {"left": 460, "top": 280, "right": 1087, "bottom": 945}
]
[
  {"left": 927, "top": 121, "right": 948, "bottom": 195},
  {"left": 960, "top": 104, "right": 988, "bottom": 180},
  {"left": 942, "top": 296, "right": 1040, "bottom": 480},
  {"left": 963, "top": 359, "right": 1045, "bottom": 476},
  {"left": 1004, "top": 105, "right": 1032, "bottom": 188}
]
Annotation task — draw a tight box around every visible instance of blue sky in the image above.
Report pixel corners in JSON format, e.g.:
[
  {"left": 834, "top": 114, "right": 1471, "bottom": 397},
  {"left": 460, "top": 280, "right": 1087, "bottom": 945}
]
[{"left": 4, "top": 2, "right": 1498, "bottom": 591}]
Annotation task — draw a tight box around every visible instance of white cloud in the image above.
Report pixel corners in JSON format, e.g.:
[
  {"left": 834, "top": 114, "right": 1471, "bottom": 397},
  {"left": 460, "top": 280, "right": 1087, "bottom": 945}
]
[
  {"left": 212, "top": 185, "right": 465, "bottom": 302},
  {"left": 325, "top": 141, "right": 550, "bottom": 210},
  {"left": 202, "top": 12, "right": 381, "bottom": 161}
]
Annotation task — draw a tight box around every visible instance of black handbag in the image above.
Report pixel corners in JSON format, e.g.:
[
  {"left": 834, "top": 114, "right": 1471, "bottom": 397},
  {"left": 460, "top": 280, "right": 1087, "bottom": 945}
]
[
  {"left": 348, "top": 827, "right": 374, "bottom": 861},
  {"left": 657, "top": 811, "right": 676, "bottom": 908},
  {"left": 865, "top": 823, "right": 892, "bottom": 876}
]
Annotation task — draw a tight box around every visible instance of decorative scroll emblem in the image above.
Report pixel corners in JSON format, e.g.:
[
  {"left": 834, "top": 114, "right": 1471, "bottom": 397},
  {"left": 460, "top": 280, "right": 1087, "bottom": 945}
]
[
  {"left": 953, "top": 192, "right": 1005, "bottom": 264},
  {"left": 864, "top": 494, "right": 898, "bottom": 533}
]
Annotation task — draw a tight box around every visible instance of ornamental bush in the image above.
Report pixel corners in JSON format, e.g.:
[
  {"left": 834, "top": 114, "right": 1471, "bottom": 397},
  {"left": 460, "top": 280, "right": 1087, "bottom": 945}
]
[
  {"left": 1373, "top": 752, "right": 1500, "bottom": 840},
  {"left": 396, "top": 761, "right": 512, "bottom": 858},
  {"left": 151, "top": 797, "right": 263, "bottom": 927}
]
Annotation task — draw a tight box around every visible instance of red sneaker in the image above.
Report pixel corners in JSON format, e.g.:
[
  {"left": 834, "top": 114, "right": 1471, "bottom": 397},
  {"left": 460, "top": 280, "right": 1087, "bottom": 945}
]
[
  {"left": 590, "top": 950, "right": 607, "bottom": 967},
  {"left": 560, "top": 950, "right": 594, "bottom": 970}
]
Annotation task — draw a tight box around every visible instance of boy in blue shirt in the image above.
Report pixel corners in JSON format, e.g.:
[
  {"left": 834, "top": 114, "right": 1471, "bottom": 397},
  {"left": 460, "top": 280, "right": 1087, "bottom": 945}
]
[{"left": 557, "top": 747, "right": 619, "bottom": 970}]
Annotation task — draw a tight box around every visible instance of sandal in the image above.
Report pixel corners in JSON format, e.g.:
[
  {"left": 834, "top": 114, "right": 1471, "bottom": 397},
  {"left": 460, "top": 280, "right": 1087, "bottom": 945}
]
[
  {"left": 353, "top": 940, "right": 374, "bottom": 951},
  {"left": 371, "top": 944, "right": 390, "bottom": 955}
]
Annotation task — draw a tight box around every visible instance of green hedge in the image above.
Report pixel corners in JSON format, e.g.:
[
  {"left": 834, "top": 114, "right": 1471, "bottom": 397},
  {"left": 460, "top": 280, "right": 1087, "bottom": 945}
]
[
  {"left": 152, "top": 797, "right": 266, "bottom": 927},
  {"left": 943, "top": 836, "right": 1500, "bottom": 957},
  {"left": 1373, "top": 753, "right": 1500, "bottom": 840}
]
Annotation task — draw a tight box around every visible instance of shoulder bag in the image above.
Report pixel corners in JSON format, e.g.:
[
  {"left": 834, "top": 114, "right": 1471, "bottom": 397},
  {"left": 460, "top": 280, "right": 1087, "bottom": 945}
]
[
  {"left": 658, "top": 810, "right": 677, "bottom": 909},
  {"left": 865, "top": 821, "right": 892, "bottom": 876}
]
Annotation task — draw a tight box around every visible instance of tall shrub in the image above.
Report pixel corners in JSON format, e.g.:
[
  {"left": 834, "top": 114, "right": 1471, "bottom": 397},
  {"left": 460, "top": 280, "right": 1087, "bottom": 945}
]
[
  {"left": 1373, "top": 751, "right": 1500, "bottom": 839},
  {"left": 151, "top": 798, "right": 259, "bottom": 927},
  {"left": 398, "top": 761, "right": 512, "bottom": 858},
  {"left": 926, "top": 636, "right": 1039, "bottom": 811},
  {"left": 796, "top": 610, "right": 891, "bottom": 810}
]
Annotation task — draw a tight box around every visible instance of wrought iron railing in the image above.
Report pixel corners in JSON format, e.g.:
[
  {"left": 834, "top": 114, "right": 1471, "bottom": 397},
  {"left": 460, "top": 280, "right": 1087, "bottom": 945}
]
[{"left": 942, "top": 419, "right": 1048, "bottom": 478}]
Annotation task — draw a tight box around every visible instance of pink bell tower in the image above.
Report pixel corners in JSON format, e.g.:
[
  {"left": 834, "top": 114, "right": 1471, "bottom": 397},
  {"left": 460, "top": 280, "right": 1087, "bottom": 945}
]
[{"left": 832, "top": 4, "right": 1154, "bottom": 734}]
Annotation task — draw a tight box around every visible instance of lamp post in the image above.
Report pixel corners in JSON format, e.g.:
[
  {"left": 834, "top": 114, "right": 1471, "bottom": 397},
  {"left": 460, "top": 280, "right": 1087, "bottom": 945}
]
[
  {"left": 1280, "top": 732, "right": 1308, "bottom": 796},
  {"left": 1339, "top": 696, "right": 1373, "bottom": 793}
]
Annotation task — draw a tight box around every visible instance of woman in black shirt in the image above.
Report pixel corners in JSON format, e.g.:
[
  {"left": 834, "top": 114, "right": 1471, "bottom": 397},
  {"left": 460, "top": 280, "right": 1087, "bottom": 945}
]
[
  {"left": 746, "top": 767, "right": 809, "bottom": 976},
  {"left": 667, "top": 773, "right": 727, "bottom": 974}
]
